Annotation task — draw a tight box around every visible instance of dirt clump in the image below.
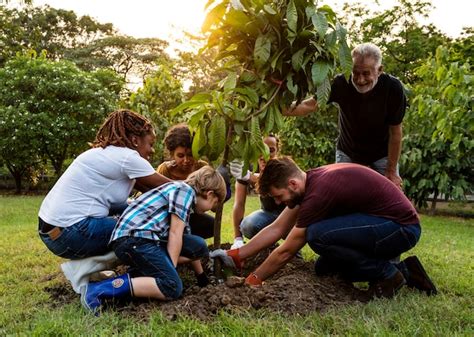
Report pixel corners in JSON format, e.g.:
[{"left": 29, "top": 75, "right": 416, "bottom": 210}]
[{"left": 43, "top": 244, "right": 367, "bottom": 320}]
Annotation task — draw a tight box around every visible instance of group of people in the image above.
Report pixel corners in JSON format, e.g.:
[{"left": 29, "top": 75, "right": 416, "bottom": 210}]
[{"left": 38, "top": 43, "right": 436, "bottom": 314}]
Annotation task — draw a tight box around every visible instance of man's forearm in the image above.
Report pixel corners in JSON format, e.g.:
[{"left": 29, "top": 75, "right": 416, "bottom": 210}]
[
  {"left": 387, "top": 125, "right": 402, "bottom": 173},
  {"left": 239, "top": 207, "right": 298, "bottom": 260},
  {"left": 282, "top": 97, "right": 318, "bottom": 116}
]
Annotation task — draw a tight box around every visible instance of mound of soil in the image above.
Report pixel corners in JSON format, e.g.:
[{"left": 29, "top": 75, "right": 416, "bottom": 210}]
[{"left": 44, "top": 244, "right": 367, "bottom": 320}]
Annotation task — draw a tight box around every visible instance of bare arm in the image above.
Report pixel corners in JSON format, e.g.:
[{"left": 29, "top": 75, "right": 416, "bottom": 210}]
[
  {"left": 167, "top": 214, "right": 185, "bottom": 267},
  {"left": 282, "top": 97, "right": 318, "bottom": 116},
  {"left": 253, "top": 226, "right": 307, "bottom": 281},
  {"left": 135, "top": 173, "right": 171, "bottom": 193},
  {"left": 386, "top": 124, "right": 403, "bottom": 188},
  {"left": 238, "top": 206, "right": 299, "bottom": 259},
  {"left": 232, "top": 181, "right": 248, "bottom": 239}
]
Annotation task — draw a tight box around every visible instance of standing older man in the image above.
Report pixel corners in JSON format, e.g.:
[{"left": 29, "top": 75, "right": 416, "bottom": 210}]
[
  {"left": 285, "top": 43, "right": 406, "bottom": 188},
  {"left": 212, "top": 157, "right": 437, "bottom": 299}
]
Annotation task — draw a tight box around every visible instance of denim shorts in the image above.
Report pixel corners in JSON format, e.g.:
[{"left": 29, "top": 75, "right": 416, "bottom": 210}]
[
  {"left": 38, "top": 216, "right": 117, "bottom": 259},
  {"left": 112, "top": 234, "right": 208, "bottom": 299}
]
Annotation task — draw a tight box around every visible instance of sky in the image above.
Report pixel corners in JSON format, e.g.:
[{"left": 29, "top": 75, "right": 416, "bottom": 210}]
[{"left": 30, "top": 0, "right": 472, "bottom": 52}]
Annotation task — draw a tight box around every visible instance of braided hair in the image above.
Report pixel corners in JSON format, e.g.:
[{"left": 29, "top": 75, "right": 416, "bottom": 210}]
[{"left": 92, "top": 109, "right": 153, "bottom": 149}]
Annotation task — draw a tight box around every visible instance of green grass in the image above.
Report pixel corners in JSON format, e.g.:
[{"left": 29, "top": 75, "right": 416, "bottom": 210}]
[{"left": 1, "top": 195, "right": 473, "bottom": 336}]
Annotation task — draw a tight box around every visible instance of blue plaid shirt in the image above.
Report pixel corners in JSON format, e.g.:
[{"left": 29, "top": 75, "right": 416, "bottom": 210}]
[{"left": 110, "top": 182, "right": 195, "bottom": 243}]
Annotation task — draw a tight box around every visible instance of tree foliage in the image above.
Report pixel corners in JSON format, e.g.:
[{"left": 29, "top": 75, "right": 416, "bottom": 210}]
[
  {"left": 128, "top": 61, "right": 184, "bottom": 162},
  {"left": 341, "top": 0, "right": 450, "bottom": 84},
  {"left": 175, "top": 0, "right": 351, "bottom": 168},
  {"left": 280, "top": 104, "right": 338, "bottom": 170},
  {"left": 0, "top": 5, "right": 169, "bottom": 87},
  {"left": 0, "top": 5, "right": 113, "bottom": 66},
  {"left": 401, "top": 46, "right": 473, "bottom": 209},
  {"left": 0, "top": 52, "right": 121, "bottom": 190}
]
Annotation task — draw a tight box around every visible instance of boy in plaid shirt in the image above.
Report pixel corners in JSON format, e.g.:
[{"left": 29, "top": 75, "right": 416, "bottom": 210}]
[{"left": 81, "top": 166, "right": 226, "bottom": 313}]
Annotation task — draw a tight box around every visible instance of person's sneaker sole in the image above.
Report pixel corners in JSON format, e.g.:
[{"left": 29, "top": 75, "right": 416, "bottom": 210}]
[{"left": 404, "top": 256, "right": 437, "bottom": 295}]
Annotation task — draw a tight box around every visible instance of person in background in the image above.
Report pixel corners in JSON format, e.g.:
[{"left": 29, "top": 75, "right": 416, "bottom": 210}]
[
  {"left": 284, "top": 43, "right": 406, "bottom": 188},
  {"left": 230, "top": 134, "right": 285, "bottom": 249},
  {"left": 81, "top": 166, "right": 227, "bottom": 314},
  {"left": 38, "top": 109, "right": 170, "bottom": 293},
  {"left": 157, "top": 123, "right": 230, "bottom": 239}
]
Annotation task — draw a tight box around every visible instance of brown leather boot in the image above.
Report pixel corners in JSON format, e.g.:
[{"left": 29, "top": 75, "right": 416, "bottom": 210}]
[
  {"left": 403, "top": 256, "right": 438, "bottom": 295},
  {"left": 368, "top": 270, "right": 406, "bottom": 299}
]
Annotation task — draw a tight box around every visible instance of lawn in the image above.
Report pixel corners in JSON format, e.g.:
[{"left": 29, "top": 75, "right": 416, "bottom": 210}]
[{"left": 0, "top": 195, "right": 473, "bottom": 336}]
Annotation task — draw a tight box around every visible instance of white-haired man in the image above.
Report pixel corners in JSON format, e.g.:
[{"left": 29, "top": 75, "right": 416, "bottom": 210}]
[{"left": 285, "top": 43, "right": 406, "bottom": 188}]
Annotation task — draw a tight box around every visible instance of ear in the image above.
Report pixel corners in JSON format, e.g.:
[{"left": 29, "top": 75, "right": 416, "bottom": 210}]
[
  {"left": 288, "top": 178, "right": 299, "bottom": 190},
  {"left": 130, "top": 135, "right": 139, "bottom": 147},
  {"left": 378, "top": 65, "right": 383, "bottom": 75},
  {"left": 205, "top": 190, "right": 214, "bottom": 199}
]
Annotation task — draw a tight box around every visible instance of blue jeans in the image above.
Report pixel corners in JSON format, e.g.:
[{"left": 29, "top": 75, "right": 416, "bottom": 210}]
[
  {"left": 306, "top": 213, "right": 420, "bottom": 282},
  {"left": 240, "top": 209, "right": 280, "bottom": 239},
  {"left": 112, "top": 234, "right": 208, "bottom": 299},
  {"left": 38, "top": 216, "right": 118, "bottom": 259},
  {"left": 335, "top": 149, "right": 399, "bottom": 176}
]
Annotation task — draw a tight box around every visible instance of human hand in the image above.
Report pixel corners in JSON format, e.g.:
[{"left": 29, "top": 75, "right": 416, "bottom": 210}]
[
  {"left": 230, "top": 160, "right": 251, "bottom": 181},
  {"left": 245, "top": 272, "right": 264, "bottom": 286},
  {"left": 196, "top": 272, "right": 209, "bottom": 287},
  {"left": 209, "top": 248, "right": 243, "bottom": 269},
  {"left": 385, "top": 172, "right": 403, "bottom": 190},
  {"left": 231, "top": 237, "right": 245, "bottom": 249}
]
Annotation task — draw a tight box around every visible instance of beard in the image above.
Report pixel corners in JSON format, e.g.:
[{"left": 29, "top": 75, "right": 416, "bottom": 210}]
[
  {"left": 351, "top": 76, "right": 378, "bottom": 94},
  {"left": 285, "top": 189, "right": 305, "bottom": 209}
]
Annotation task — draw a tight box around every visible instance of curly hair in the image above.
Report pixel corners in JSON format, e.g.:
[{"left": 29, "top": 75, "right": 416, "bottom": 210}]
[
  {"left": 91, "top": 109, "right": 154, "bottom": 149},
  {"left": 164, "top": 124, "right": 192, "bottom": 153}
]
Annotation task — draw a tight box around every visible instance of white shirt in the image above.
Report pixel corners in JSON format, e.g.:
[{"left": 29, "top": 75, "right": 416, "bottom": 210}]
[{"left": 39, "top": 146, "right": 155, "bottom": 227}]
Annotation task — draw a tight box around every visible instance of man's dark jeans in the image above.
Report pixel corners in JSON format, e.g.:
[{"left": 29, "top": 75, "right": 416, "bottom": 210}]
[{"left": 306, "top": 213, "right": 420, "bottom": 282}]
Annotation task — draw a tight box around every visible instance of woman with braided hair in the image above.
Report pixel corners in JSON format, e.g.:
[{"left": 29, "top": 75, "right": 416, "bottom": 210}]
[{"left": 38, "top": 109, "right": 169, "bottom": 271}]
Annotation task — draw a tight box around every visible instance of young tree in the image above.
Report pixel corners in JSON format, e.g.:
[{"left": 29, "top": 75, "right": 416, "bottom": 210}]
[
  {"left": 0, "top": 52, "right": 121, "bottom": 184},
  {"left": 174, "top": 0, "right": 352, "bottom": 271},
  {"left": 401, "top": 46, "right": 473, "bottom": 211}
]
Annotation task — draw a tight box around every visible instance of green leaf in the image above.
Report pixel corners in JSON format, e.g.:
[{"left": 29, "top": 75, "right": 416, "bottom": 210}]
[
  {"left": 271, "top": 48, "right": 286, "bottom": 70},
  {"left": 234, "top": 87, "right": 259, "bottom": 106},
  {"left": 208, "top": 115, "right": 226, "bottom": 160},
  {"left": 264, "top": 104, "right": 275, "bottom": 134},
  {"left": 311, "top": 60, "right": 330, "bottom": 85},
  {"left": 222, "top": 72, "right": 237, "bottom": 90},
  {"left": 263, "top": 4, "right": 276, "bottom": 15},
  {"left": 338, "top": 40, "right": 352, "bottom": 78},
  {"left": 316, "top": 77, "right": 331, "bottom": 107},
  {"left": 192, "top": 124, "right": 207, "bottom": 158},
  {"left": 311, "top": 12, "right": 328, "bottom": 38},
  {"left": 254, "top": 35, "right": 272, "bottom": 69},
  {"left": 202, "top": 2, "right": 227, "bottom": 32},
  {"left": 286, "top": 75, "right": 297, "bottom": 96},
  {"left": 286, "top": 0, "right": 298, "bottom": 33},
  {"left": 188, "top": 109, "right": 207, "bottom": 129},
  {"left": 291, "top": 47, "right": 306, "bottom": 71}
]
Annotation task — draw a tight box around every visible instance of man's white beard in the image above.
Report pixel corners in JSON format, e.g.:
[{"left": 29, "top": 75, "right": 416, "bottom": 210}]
[{"left": 351, "top": 76, "right": 378, "bottom": 94}]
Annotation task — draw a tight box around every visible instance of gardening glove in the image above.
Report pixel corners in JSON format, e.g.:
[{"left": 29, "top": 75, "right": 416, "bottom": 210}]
[
  {"left": 231, "top": 237, "right": 245, "bottom": 249},
  {"left": 209, "top": 248, "right": 243, "bottom": 270},
  {"left": 245, "top": 272, "right": 264, "bottom": 286},
  {"left": 196, "top": 272, "right": 209, "bottom": 287},
  {"left": 230, "top": 159, "right": 251, "bottom": 181}
]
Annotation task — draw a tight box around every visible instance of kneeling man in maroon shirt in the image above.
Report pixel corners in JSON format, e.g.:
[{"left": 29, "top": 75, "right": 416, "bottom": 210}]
[{"left": 212, "top": 157, "right": 437, "bottom": 298}]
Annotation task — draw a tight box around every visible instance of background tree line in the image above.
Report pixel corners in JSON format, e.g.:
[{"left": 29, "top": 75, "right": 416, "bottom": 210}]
[{"left": 0, "top": 0, "right": 472, "bottom": 212}]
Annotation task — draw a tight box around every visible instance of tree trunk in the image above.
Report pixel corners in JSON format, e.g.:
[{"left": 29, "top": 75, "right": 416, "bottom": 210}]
[
  {"left": 429, "top": 191, "right": 438, "bottom": 215},
  {"left": 212, "top": 125, "right": 233, "bottom": 279}
]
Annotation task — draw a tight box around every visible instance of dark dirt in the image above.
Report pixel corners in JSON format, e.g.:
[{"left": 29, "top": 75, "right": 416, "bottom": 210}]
[{"left": 44, "top": 244, "right": 368, "bottom": 320}]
